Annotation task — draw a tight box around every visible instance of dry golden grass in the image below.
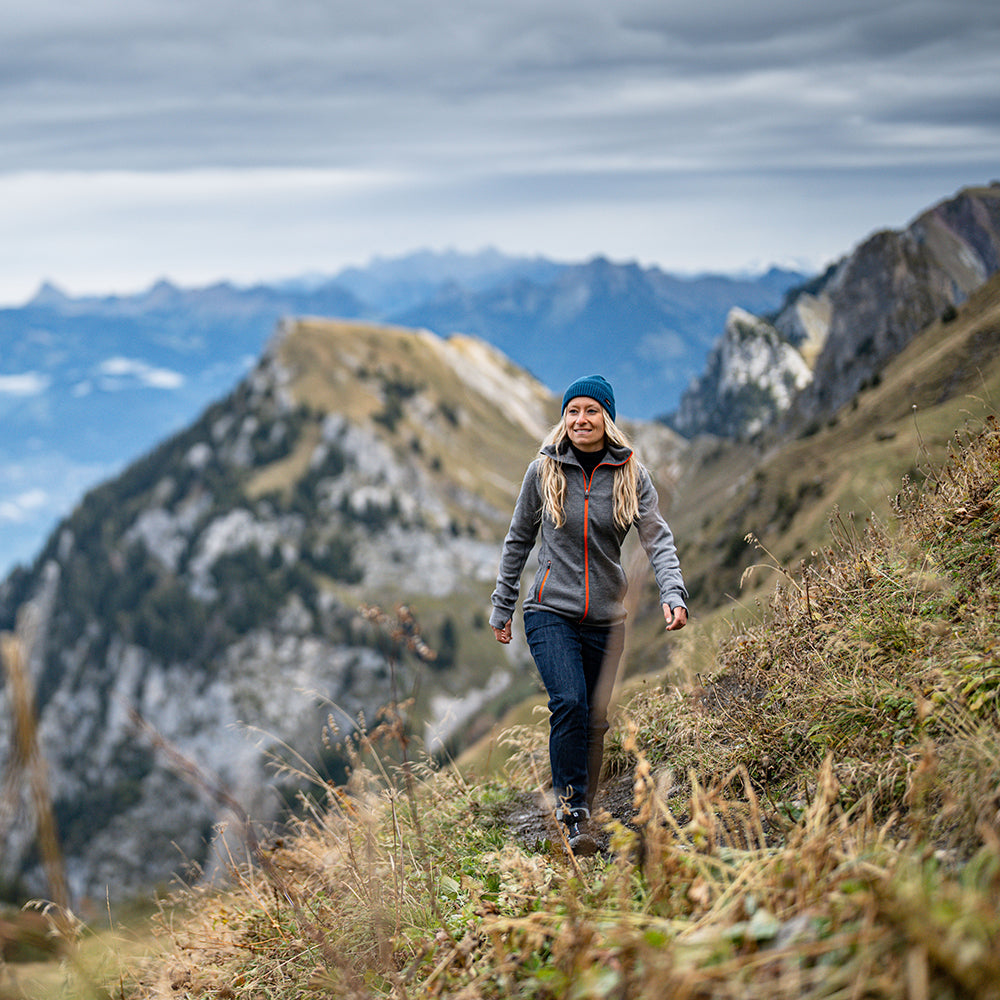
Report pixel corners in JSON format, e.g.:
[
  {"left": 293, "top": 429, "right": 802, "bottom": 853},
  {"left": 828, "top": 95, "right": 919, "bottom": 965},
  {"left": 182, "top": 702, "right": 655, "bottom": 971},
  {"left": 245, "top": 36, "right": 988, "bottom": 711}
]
[
  {"left": 88, "top": 414, "right": 998, "bottom": 999},
  {"left": 274, "top": 318, "right": 551, "bottom": 516}
]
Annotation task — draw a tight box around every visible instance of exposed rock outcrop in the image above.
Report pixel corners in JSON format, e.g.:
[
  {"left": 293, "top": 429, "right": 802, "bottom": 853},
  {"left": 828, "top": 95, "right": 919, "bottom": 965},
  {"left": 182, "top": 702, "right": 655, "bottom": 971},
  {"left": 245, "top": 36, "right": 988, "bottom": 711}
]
[
  {"left": 672, "top": 183, "right": 1000, "bottom": 439},
  {"left": 671, "top": 308, "right": 812, "bottom": 439}
]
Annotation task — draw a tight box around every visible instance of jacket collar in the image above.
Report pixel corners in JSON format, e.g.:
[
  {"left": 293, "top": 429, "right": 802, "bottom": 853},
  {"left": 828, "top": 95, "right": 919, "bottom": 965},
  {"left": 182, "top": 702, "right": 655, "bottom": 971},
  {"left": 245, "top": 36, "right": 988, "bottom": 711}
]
[{"left": 540, "top": 439, "right": 633, "bottom": 467}]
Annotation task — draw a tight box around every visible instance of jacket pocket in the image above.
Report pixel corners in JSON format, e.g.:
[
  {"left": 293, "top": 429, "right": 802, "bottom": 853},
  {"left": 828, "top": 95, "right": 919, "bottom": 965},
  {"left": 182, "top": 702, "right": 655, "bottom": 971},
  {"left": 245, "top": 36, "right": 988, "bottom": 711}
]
[{"left": 535, "top": 561, "right": 551, "bottom": 601}]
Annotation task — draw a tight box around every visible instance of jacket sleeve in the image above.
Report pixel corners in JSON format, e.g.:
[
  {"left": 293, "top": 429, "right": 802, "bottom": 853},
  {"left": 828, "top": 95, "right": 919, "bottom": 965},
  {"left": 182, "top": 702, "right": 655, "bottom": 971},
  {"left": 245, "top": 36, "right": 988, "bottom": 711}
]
[
  {"left": 490, "top": 461, "right": 542, "bottom": 629},
  {"left": 635, "top": 467, "right": 688, "bottom": 611}
]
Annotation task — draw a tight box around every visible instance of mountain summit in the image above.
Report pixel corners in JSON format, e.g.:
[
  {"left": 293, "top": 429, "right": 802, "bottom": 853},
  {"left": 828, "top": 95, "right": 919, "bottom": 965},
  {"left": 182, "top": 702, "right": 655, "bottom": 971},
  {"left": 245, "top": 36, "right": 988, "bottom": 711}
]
[{"left": 671, "top": 183, "right": 1000, "bottom": 439}]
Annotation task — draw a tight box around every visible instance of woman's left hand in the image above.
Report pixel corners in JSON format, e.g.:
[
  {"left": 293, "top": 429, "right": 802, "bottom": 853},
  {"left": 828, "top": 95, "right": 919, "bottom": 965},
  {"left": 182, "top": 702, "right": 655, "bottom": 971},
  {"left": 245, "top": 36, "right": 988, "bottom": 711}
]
[{"left": 663, "top": 604, "right": 688, "bottom": 631}]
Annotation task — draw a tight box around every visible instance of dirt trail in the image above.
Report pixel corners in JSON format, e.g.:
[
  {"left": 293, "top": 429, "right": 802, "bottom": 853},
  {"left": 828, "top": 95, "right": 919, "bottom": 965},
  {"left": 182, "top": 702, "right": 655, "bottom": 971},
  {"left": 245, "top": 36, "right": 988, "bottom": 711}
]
[{"left": 500, "top": 772, "right": 640, "bottom": 855}]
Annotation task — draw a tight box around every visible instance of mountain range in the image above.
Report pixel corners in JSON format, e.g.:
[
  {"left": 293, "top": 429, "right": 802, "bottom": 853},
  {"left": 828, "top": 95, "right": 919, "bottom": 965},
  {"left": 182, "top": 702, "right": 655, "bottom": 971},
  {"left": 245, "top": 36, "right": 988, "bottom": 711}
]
[
  {"left": 0, "top": 317, "right": 685, "bottom": 899},
  {"left": 0, "top": 255, "right": 804, "bottom": 577},
  {"left": 3, "top": 182, "right": 999, "bottom": 902}
]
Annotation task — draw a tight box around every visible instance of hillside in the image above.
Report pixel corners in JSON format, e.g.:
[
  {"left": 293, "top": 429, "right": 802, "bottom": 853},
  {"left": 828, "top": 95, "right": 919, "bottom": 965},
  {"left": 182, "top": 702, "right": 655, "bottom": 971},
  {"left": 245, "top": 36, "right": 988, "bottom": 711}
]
[
  {"left": 0, "top": 316, "right": 688, "bottom": 901},
  {"left": 4, "top": 184, "right": 1000, "bottom": 994},
  {"left": 6, "top": 270, "right": 999, "bottom": 995},
  {"left": 2, "top": 261, "right": 997, "bottom": 906},
  {"left": 669, "top": 268, "right": 1000, "bottom": 614},
  {"left": 71, "top": 377, "right": 998, "bottom": 1000}
]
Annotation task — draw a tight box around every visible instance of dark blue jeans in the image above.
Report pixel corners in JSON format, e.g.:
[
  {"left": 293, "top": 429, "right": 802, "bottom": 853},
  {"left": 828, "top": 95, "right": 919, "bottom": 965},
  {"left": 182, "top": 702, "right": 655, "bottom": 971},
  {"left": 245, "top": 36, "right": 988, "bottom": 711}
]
[{"left": 524, "top": 609, "right": 625, "bottom": 816}]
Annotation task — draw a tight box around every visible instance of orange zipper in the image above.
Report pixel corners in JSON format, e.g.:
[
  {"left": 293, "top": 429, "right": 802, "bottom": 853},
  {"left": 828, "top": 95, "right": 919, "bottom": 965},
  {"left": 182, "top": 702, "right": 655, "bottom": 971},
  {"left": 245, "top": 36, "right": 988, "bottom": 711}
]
[
  {"left": 576, "top": 453, "right": 630, "bottom": 622},
  {"left": 537, "top": 562, "right": 551, "bottom": 601},
  {"left": 580, "top": 468, "right": 591, "bottom": 620}
]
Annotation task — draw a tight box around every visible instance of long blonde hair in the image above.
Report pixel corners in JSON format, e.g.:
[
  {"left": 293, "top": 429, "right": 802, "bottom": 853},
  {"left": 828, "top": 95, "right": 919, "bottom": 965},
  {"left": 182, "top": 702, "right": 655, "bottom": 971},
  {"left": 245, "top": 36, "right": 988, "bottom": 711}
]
[{"left": 539, "top": 414, "right": 640, "bottom": 529}]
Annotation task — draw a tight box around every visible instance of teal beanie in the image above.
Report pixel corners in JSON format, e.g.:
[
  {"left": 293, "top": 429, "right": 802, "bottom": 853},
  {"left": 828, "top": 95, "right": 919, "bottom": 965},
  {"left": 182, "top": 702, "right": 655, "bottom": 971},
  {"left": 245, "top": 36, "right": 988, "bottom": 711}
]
[{"left": 561, "top": 375, "right": 616, "bottom": 422}]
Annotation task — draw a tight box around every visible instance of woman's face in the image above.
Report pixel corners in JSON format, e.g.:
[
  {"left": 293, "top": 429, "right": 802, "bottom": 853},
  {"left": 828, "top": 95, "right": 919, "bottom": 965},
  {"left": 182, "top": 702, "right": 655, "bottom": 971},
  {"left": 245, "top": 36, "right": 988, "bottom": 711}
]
[{"left": 564, "top": 396, "right": 606, "bottom": 452}]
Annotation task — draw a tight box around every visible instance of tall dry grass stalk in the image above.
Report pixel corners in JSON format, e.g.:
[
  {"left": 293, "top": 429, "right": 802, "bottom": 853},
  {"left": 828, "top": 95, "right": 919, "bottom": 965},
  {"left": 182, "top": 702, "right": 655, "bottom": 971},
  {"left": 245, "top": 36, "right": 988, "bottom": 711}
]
[{"left": 1, "top": 610, "right": 72, "bottom": 935}]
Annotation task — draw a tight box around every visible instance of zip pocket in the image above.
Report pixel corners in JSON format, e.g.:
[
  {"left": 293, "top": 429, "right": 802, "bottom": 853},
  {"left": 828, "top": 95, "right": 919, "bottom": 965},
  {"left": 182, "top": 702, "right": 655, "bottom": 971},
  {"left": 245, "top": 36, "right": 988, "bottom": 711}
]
[{"left": 536, "top": 561, "right": 551, "bottom": 601}]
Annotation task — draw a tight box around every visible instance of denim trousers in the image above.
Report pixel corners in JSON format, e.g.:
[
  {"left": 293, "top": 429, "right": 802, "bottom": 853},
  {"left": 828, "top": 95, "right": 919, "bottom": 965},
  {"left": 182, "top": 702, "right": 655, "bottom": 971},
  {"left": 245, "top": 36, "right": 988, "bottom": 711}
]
[{"left": 524, "top": 609, "right": 625, "bottom": 815}]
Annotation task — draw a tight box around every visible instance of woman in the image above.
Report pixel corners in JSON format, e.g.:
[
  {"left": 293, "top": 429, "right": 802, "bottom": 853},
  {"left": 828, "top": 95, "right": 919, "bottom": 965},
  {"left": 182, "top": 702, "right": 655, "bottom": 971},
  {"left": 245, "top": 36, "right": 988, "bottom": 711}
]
[{"left": 490, "top": 374, "right": 688, "bottom": 855}]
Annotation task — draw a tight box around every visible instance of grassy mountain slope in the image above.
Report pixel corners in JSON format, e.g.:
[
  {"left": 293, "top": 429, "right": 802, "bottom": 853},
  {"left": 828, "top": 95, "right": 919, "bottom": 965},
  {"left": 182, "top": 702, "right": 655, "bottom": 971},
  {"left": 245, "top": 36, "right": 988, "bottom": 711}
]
[
  {"left": 6, "top": 268, "right": 1000, "bottom": 998},
  {"left": 670, "top": 270, "right": 1000, "bottom": 613},
  {"left": 271, "top": 319, "right": 555, "bottom": 518},
  {"left": 100, "top": 360, "right": 1000, "bottom": 1000}
]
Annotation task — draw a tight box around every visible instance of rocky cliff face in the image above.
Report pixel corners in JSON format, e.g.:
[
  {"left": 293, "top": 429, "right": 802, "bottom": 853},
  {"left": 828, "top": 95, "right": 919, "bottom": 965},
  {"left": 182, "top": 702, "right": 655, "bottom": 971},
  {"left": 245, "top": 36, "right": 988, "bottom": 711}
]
[
  {"left": 670, "top": 308, "right": 812, "bottom": 439},
  {"left": 671, "top": 182, "right": 1000, "bottom": 439},
  {"left": 785, "top": 185, "right": 1000, "bottom": 428},
  {"left": 0, "top": 319, "right": 686, "bottom": 902}
]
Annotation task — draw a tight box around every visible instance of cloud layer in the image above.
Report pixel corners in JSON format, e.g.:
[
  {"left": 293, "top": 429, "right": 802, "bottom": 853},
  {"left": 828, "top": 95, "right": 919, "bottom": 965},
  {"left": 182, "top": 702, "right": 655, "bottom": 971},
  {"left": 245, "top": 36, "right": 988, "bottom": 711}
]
[
  {"left": 0, "top": 372, "right": 51, "bottom": 396},
  {"left": 1, "top": 0, "right": 998, "bottom": 300}
]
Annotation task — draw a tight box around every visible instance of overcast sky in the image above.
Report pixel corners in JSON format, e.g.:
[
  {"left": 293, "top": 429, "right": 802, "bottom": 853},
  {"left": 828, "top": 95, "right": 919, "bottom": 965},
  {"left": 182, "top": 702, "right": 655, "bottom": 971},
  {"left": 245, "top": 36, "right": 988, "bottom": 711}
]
[{"left": 2, "top": 0, "right": 998, "bottom": 304}]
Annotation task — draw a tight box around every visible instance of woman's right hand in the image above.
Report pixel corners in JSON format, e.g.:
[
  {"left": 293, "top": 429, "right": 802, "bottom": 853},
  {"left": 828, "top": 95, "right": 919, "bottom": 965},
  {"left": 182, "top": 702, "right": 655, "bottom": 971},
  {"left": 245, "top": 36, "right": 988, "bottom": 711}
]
[{"left": 492, "top": 619, "right": 512, "bottom": 644}]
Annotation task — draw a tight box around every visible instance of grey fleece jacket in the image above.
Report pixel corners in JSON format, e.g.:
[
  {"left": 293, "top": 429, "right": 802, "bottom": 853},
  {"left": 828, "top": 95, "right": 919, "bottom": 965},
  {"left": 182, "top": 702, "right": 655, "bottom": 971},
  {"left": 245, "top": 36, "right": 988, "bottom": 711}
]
[{"left": 490, "top": 441, "right": 688, "bottom": 629}]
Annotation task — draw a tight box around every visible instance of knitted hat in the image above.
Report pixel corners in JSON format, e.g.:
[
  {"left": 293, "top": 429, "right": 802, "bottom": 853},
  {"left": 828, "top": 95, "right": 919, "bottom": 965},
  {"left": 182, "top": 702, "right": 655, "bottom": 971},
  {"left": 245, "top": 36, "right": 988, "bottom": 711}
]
[{"left": 562, "top": 375, "right": 616, "bottom": 422}]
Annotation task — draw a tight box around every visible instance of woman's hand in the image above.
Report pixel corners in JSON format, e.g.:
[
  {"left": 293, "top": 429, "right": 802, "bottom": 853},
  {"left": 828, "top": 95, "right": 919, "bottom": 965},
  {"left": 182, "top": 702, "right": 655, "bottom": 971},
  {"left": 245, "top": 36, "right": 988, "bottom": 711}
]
[
  {"left": 663, "top": 604, "right": 688, "bottom": 631},
  {"left": 492, "top": 619, "right": 512, "bottom": 644}
]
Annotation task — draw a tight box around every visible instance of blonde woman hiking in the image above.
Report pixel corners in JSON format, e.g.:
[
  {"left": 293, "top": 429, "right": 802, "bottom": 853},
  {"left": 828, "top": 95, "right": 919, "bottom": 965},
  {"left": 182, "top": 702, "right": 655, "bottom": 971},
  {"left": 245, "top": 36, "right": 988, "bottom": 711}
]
[{"left": 490, "top": 374, "right": 688, "bottom": 855}]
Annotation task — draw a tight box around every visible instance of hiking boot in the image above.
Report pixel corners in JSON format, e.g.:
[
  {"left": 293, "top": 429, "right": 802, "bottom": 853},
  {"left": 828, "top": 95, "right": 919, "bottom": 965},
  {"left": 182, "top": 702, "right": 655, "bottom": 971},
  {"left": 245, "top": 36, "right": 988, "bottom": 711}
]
[{"left": 561, "top": 809, "right": 598, "bottom": 857}]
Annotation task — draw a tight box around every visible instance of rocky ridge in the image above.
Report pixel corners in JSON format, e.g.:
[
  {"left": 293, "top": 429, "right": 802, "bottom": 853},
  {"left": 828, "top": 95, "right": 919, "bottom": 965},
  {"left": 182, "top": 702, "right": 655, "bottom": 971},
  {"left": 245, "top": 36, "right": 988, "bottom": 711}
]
[
  {"left": 0, "top": 318, "right": 684, "bottom": 901},
  {"left": 670, "top": 308, "right": 812, "bottom": 439},
  {"left": 671, "top": 182, "right": 1000, "bottom": 439}
]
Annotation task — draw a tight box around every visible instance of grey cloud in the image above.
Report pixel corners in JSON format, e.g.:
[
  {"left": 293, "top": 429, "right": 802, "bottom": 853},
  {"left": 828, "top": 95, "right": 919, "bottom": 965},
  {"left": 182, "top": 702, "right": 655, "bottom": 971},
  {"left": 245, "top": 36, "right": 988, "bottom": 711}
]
[
  {"left": 624, "top": 0, "right": 995, "bottom": 54},
  {"left": 873, "top": 90, "right": 1000, "bottom": 131},
  {"left": 1, "top": 1, "right": 997, "bottom": 198},
  {"left": 844, "top": 2, "right": 1000, "bottom": 59}
]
